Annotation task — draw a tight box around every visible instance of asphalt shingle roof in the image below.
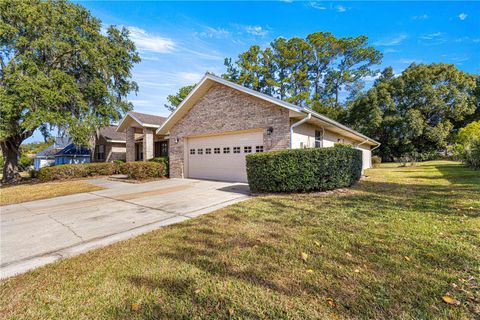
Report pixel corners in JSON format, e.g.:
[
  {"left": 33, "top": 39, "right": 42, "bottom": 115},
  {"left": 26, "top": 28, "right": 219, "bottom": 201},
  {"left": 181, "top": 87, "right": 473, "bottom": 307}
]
[
  {"left": 130, "top": 112, "right": 167, "bottom": 126},
  {"left": 99, "top": 125, "right": 126, "bottom": 141}
]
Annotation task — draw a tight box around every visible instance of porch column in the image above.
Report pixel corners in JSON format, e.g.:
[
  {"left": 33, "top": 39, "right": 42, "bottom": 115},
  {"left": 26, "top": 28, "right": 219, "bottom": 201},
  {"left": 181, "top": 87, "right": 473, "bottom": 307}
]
[
  {"left": 126, "top": 127, "right": 136, "bottom": 162},
  {"left": 143, "top": 128, "right": 154, "bottom": 160}
]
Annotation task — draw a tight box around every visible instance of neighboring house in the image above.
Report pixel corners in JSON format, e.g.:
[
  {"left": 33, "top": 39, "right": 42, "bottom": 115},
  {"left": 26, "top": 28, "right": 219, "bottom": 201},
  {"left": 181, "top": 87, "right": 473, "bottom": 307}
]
[
  {"left": 33, "top": 137, "right": 71, "bottom": 170},
  {"left": 34, "top": 126, "right": 127, "bottom": 170},
  {"left": 54, "top": 143, "right": 91, "bottom": 165},
  {"left": 117, "top": 74, "right": 380, "bottom": 183}
]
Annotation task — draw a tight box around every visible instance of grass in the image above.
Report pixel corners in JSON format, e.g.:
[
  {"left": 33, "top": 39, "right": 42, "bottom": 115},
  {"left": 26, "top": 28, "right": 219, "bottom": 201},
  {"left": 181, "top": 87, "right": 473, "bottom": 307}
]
[
  {"left": 1, "top": 161, "right": 479, "bottom": 319},
  {"left": 0, "top": 180, "right": 104, "bottom": 205}
]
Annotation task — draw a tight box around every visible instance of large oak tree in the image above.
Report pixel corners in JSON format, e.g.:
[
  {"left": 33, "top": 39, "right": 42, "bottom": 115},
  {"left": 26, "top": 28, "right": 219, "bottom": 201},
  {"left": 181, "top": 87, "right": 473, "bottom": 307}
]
[
  {"left": 0, "top": 0, "right": 140, "bottom": 182},
  {"left": 347, "top": 63, "right": 478, "bottom": 161}
]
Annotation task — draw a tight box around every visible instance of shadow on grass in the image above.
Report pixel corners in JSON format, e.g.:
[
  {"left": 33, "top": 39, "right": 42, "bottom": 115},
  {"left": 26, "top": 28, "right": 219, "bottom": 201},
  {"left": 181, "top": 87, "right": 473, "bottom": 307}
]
[{"left": 117, "top": 162, "right": 479, "bottom": 319}]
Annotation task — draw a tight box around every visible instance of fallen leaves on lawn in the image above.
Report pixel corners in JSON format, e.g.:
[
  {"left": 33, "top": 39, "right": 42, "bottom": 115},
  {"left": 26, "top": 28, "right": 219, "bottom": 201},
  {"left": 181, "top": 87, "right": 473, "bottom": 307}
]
[
  {"left": 354, "top": 269, "right": 360, "bottom": 273},
  {"left": 306, "top": 269, "right": 314, "bottom": 273},
  {"left": 314, "top": 240, "right": 321, "bottom": 247},
  {"left": 442, "top": 295, "right": 460, "bottom": 306},
  {"left": 326, "top": 297, "right": 336, "bottom": 307},
  {"left": 131, "top": 303, "right": 142, "bottom": 311},
  {"left": 301, "top": 252, "right": 308, "bottom": 262},
  {"left": 404, "top": 256, "right": 411, "bottom": 261}
]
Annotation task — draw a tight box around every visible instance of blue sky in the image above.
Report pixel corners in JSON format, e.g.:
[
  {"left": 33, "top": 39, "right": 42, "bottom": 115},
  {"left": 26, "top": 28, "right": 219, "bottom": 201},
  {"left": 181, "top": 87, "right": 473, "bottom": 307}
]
[{"left": 27, "top": 1, "right": 479, "bottom": 142}]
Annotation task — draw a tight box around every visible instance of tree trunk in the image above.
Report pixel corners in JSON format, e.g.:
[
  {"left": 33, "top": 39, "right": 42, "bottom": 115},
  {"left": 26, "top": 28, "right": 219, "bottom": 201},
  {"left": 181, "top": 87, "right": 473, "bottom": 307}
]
[{"left": 1, "top": 136, "right": 22, "bottom": 183}]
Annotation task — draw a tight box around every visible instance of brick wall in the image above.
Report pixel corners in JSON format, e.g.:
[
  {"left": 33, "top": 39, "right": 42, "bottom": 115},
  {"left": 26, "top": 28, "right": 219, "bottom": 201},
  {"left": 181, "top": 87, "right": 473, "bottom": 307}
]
[
  {"left": 126, "top": 127, "right": 136, "bottom": 162},
  {"left": 168, "top": 84, "right": 290, "bottom": 178}
]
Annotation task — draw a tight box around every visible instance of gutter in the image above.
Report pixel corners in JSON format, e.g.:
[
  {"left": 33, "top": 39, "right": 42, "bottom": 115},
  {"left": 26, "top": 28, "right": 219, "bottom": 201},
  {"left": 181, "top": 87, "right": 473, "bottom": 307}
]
[{"left": 290, "top": 113, "right": 311, "bottom": 149}]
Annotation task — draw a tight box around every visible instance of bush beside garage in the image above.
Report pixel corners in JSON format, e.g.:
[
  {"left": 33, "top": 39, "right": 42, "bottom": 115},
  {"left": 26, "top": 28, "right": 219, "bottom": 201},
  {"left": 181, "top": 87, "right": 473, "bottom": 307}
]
[{"left": 246, "top": 144, "right": 363, "bottom": 193}]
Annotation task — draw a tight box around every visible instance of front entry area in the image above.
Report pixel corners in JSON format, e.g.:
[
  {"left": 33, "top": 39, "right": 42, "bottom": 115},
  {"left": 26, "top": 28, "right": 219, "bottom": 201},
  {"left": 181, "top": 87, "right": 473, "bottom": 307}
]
[{"left": 187, "top": 131, "right": 264, "bottom": 182}]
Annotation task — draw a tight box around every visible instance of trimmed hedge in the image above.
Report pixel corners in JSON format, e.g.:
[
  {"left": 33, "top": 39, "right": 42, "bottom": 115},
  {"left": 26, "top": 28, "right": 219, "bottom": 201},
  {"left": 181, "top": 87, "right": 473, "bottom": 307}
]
[
  {"left": 37, "top": 161, "right": 166, "bottom": 182},
  {"left": 246, "top": 144, "right": 363, "bottom": 193},
  {"left": 149, "top": 156, "right": 169, "bottom": 176}
]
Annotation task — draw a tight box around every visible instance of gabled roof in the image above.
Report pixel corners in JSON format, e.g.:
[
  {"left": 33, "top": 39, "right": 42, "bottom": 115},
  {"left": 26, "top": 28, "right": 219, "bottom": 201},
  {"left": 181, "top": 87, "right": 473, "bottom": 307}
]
[
  {"left": 99, "top": 125, "right": 126, "bottom": 142},
  {"left": 116, "top": 111, "right": 167, "bottom": 132},
  {"left": 156, "top": 73, "right": 380, "bottom": 146},
  {"left": 55, "top": 143, "right": 90, "bottom": 156},
  {"left": 35, "top": 137, "right": 72, "bottom": 159}
]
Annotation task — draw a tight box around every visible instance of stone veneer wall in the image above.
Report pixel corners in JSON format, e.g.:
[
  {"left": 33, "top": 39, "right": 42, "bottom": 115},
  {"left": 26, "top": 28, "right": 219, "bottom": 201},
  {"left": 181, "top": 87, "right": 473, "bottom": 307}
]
[
  {"left": 168, "top": 84, "right": 291, "bottom": 178},
  {"left": 126, "top": 127, "right": 136, "bottom": 162}
]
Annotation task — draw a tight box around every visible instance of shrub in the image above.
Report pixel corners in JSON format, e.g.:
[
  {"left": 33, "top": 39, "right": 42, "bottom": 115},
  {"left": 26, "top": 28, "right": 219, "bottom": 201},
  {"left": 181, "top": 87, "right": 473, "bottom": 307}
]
[
  {"left": 121, "top": 162, "right": 166, "bottom": 180},
  {"left": 246, "top": 144, "right": 363, "bottom": 193},
  {"left": 372, "top": 156, "right": 382, "bottom": 168},
  {"left": 149, "top": 156, "right": 169, "bottom": 176},
  {"left": 112, "top": 159, "right": 125, "bottom": 164},
  {"left": 37, "top": 161, "right": 166, "bottom": 182},
  {"left": 464, "top": 140, "right": 480, "bottom": 170}
]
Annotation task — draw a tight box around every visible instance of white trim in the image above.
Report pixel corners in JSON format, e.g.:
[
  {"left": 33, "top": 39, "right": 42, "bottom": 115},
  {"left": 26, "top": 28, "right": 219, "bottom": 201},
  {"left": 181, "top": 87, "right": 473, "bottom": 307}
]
[
  {"left": 302, "top": 108, "right": 379, "bottom": 144},
  {"left": 106, "top": 139, "right": 126, "bottom": 143},
  {"left": 155, "top": 73, "right": 379, "bottom": 145}
]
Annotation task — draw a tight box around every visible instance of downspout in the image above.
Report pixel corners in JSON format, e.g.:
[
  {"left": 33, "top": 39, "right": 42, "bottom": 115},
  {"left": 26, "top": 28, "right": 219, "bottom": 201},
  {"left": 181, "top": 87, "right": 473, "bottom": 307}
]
[{"left": 290, "top": 113, "right": 311, "bottom": 149}]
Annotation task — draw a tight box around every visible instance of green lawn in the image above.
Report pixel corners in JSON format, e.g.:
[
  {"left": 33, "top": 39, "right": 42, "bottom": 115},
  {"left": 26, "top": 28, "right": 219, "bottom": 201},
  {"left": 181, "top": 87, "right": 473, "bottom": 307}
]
[{"left": 1, "top": 161, "right": 479, "bottom": 319}]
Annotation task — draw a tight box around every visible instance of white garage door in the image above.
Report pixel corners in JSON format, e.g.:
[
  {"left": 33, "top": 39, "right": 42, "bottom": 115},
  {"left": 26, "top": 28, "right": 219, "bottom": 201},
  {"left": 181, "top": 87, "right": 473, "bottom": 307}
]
[{"left": 187, "top": 131, "right": 264, "bottom": 182}]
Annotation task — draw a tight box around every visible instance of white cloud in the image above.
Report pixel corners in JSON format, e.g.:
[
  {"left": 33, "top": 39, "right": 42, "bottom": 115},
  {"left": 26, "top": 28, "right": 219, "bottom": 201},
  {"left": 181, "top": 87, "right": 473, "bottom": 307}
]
[
  {"left": 177, "top": 72, "right": 204, "bottom": 83},
  {"left": 458, "top": 13, "right": 467, "bottom": 20},
  {"left": 384, "top": 48, "right": 399, "bottom": 53},
  {"left": 309, "top": 1, "right": 326, "bottom": 10},
  {"left": 419, "top": 32, "right": 447, "bottom": 45},
  {"left": 128, "top": 26, "right": 175, "bottom": 53},
  {"left": 244, "top": 25, "right": 269, "bottom": 36},
  {"left": 196, "top": 26, "right": 230, "bottom": 39},
  {"left": 336, "top": 5, "right": 347, "bottom": 12},
  {"left": 374, "top": 33, "right": 408, "bottom": 46},
  {"left": 412, "top": 14, "right": 428, "bottom": 20}
]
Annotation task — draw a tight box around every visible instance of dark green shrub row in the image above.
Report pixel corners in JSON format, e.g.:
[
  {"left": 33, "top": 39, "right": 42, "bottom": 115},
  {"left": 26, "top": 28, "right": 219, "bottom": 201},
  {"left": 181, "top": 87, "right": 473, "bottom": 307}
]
[
  {"left": 37, "top": 161, "right": 166, "bottom": 182},
  {"left": 246, "top": 144, "right": 363, "bottom": 193},
  {"left": 149, "top": 156, "right": 169, "bottom": 176}
]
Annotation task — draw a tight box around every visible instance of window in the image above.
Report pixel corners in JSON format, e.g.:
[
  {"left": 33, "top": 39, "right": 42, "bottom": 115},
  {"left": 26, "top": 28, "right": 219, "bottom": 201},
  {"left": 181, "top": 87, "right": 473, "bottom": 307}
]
[
  {"left": 233, "top": 147, "right": 240, "bottom": 154},
  {"left": 206, "top": 148, "right": 211, "bottom": 154},
  {"left": 244, "top": 146, "right": 252, "bottom": 153},
  {"left": 154, "top": 141, "right": 168, "bottom": 157},
  {"left": 190, "top": 149, "right": 195, "bottom": 155},
  {"left": 96, "top": 144, "right": 105, "bottom": 160},
  {"left": 198, "top": 148, "right": 203, "bottom": 155},
  {"left": 315, "top": 130, "right": 323, "bottom": 148},
  {"left": 337, "top": 138, "right": 345, "bottom": 143},
  {"left": 223, "top": 147, "right": 230, "bottom": 154},
  {"left": 256, "top": 145, "right": 264, "bottom": 153},
  {"left": 214, "top": 148, "right": 220, "bottom": 154}
]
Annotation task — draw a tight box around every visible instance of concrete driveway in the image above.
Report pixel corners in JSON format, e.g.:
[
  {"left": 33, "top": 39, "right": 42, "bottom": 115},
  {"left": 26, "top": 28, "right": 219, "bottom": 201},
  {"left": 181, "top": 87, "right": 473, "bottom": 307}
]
[{"left": 0, "top": 178, "right": 250, "bottom": 278}]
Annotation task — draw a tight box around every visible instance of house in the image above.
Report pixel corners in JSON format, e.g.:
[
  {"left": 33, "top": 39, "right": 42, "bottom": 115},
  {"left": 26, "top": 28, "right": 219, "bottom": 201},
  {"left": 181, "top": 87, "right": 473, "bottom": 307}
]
[
  {"left": 34, "top": 126, "right": 127, "bottom": 170},
  {"left": 116, "top": 112, "right": 168, "bottom": 161},
  {"left": 33, "top": 137, "right": 71, "bottom": 170},
  {"left": 54, "top": 143, "right": 91, "bottom": 165},
  {"left": 117, "top": 74, "right": 380, "bottom": 183},
  {"left": 93, "top": 126, "right": 127, "bottom": 162}
]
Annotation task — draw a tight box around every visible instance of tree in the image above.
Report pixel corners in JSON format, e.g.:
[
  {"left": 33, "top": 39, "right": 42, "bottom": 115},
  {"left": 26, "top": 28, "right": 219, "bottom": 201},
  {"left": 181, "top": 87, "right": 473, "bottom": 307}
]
[
  {"left": 323, "top": 36, "right": 383, "bottom": 107},
  {"left": 222, "top": 32, "right": 381, "bottom": 119},
  {"left": 0, "top": 0, "right": 140, "bottom": 182},
  {"left": 348, "top": 63, "right": 478, "bottom": 161},
  {"left": 164, "top": 84, "right": 195, "bottom": 112}
]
